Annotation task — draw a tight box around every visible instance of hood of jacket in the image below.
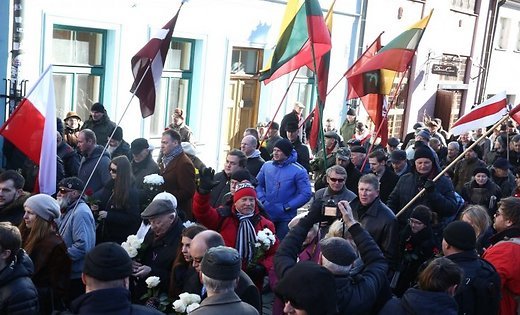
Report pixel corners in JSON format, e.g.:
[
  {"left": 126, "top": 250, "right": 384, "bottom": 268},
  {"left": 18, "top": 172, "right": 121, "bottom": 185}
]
[
  {"left": 273, "top": 149, "right": 297, "bottom": 167},
  {"left": 0, "top": 249, "right": 34, "bottom": 286}
]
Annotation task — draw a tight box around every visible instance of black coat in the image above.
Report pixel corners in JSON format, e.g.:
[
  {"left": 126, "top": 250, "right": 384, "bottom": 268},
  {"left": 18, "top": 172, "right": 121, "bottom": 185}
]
[
  {"left": 110, "top": 140, "right": 132, "bottom": 161},
  {"left": 0, "top": 250, "right": 39, "bottom": 314},
  {"left": 0, "top": 193, "right": 30, "bottom": 227},
  {"left": 342, "top": 159, "right": 362, "bottom": 195},
  {"left": 378, "top": 288, "right": 458, "bottom": 315},
  {"left": 461, "top": 180, "right": 502, "bottom": 216},
  {"left": 377, "top": 166, "right": 399, "bottom": 203},
  {"left": 57, "top": 141, "right": 80, "bottom": 177},
  {"left": 210, "top": 171, "right": 230, "bottom": 207},
  {"left": 291, "top": 137, "right": 310, "bottom": 172}
]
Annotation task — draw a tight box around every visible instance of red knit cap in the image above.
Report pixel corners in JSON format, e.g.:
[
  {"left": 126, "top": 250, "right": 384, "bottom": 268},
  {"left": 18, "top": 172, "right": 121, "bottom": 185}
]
[{"left": 233, "top": 183, "right": 257, "bottom": 203}]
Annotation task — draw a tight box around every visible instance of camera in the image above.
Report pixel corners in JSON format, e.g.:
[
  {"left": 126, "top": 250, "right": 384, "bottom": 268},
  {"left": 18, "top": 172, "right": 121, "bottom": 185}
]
[{"left": 322, "top": 199, "right": 340, "bottom": 218}]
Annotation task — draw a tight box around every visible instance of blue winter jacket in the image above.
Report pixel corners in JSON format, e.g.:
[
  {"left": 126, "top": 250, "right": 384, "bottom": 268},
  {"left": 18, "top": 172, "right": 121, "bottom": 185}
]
[{"left": 256, "top": 150, "right": 312, "bottom": 222}]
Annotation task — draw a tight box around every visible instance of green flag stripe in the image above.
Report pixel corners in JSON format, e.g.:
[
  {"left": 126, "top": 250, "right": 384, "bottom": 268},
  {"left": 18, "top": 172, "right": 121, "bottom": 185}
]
[
  {"left": 272, "top": 4, "right": 309, "bottom": 69},
  {"left": 379, "top": 28, "right": 424, "bottom": 52}
]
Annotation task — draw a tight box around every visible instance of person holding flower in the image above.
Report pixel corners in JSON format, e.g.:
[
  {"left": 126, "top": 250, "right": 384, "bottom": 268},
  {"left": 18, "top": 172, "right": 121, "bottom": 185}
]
[{"left": 96, "top": 155, "right": 140, "bottom": 244}]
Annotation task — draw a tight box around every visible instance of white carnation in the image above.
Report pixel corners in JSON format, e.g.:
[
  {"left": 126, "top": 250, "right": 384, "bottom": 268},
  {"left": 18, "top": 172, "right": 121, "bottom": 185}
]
[
  {"left": 121, "top": 242, "right": 137, "bottom": 258},
  {"left": 186, "top": 302, "right": 200, "bottom": 313},
  {"left": 172, "top": 299, "right": 187, "bottom": 313},
  {"left": 143, "top": 174, "right": 165, "bottom": 185},
  {"left": 145, "top": 276, "right": 161, "bottom": 288}
]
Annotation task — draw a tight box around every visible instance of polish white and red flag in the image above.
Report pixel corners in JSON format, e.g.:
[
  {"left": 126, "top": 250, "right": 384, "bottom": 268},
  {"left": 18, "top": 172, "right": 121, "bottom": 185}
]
[
  {"left": 0, "top": 66, "right": 57, "bottom": 194},
  {"left": 450, "top": 91, "right": 507, "bottom": 136},
  {"left": 130, "top": 2, "right": 185, "bottom": 118}
]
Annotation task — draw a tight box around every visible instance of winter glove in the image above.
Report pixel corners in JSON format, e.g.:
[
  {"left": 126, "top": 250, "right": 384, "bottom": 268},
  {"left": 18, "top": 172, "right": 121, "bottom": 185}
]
[
  {"left": 198, "top": 167, "right": 219, "bottom": 194},
  {"left": 423, "top": 179, "right": 436, "bottom": 193}
]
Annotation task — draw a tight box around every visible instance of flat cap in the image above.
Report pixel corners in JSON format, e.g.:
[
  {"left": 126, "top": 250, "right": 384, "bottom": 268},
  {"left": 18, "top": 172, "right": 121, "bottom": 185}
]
[
  {"left": 141, "top": 199, "right": 176, "bottom": 219},
  {"left": 201, "top": 246, "right": 241, "bottom": 280}
]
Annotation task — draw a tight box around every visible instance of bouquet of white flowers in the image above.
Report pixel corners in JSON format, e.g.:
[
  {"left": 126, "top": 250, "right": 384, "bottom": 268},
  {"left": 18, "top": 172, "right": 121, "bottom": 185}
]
[
  {"left": 121, "top": 234, "right": 143, "bottom": 259},
  {"left": 250, "top": 227, "right": 276, "bottom": 266},
  {"left": 172, "top": 292, "right": 201, "bottom": 314},
  {"left": 142, "top": 174, "right": 165, "bottom": 207},
  {"left": 142, "top": 276, "right": 169, "bottom": 311}
]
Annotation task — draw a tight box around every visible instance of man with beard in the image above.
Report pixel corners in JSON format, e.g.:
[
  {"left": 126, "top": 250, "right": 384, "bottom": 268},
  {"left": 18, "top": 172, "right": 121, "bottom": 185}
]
[
  {"left": 0, "top": 170, "right": 30, "bottom": 226},
  {"left": 81, "top": 103, "right": 116, "bottom": 147},
  {"left": 56, "top": 177, "right": 96, "bottom": 301}
]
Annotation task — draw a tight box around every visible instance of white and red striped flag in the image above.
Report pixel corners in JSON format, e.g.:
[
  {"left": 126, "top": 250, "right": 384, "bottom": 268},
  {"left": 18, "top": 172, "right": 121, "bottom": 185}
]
[
  {"left": 130, "top": 2, "right": 185, "bottom": 118},
  {"left": 450, "top": 91, "right": 507, "bottom": 136},
  {"left": 0, "top": 65, "right": 57, "bottom": 194}
]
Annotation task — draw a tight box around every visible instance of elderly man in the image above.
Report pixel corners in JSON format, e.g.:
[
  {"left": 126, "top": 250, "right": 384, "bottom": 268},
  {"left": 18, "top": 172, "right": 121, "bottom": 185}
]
[
  {"left": 280, "top": 101, "right": 305, "bottom": 141},
  {"left": 190, "top": 246, "right": 259, "bottom": 315},
  {"left": 314, "top": 165, "right": 357, "bottom": 206},
  {"left": 444, "top": 141, "right": 461, "bottom": 167},
  {"left": 168, "top": 108, "right": 192, "bottom": 143},
  {"left": 0, "top": 222, "right": 39, "bottom": 314},
  {"left": 349, "top": 174, "right": 399, "bottom": 269},
  {"left": 335, "top": 147, "right": 361, "bottom": 194},
  {"left": 265, "top": 121, "right": 283, "bottom": 157},
  {"left": 210, "top": 149, "right": 247, "bottom": 207},
  {"left": 188, "top": 230, "right": 261, "bottom": 312},
  {"left": 160, "top": 129, "right": 196, "bottom": 220},
  {"left": 70, "top": 242, "right": 162, "bottom": 314},
  {"left": 132, "top": 199, "right": 184, "bottom": 301},
  {"left": 56, "top": 177, "right": 96, "bottom": 301},
  {"left": 350, "top": 145, "right": 370, "bottom": 174},
  {"left": 257, "top": 139, "right": 312, "bottom": 240},
  {"left": 389, "top": 150, "right": 410, "bottom": 177},
  {"left": 483, "top": 197, "right": 520, "bottom": 315},
  {"left": 0, "top": 170, "right": 30, "bottom": 225},
  {"left": 368, "top": 150, "right": 399, "bottom": 203},
  {"left": 77, "top": 129, "right": 112, "bottom": 198},
  {"left": 275, "top": 198, "right": 389, "bottom": 315},
  {"left": 240, "top": 135, "right": 265, "bottom": 177},
  {"left": 311, "top": 131, "right": 340, "bottom": 191},
  {"left": 452, "top": 145, "right": 486, "bottom": 194},
  {"left": 81, "top": 103, "right": 116, "bottom": 147}
]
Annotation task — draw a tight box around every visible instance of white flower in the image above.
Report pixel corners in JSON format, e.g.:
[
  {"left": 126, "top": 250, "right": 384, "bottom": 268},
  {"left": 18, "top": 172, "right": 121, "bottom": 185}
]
[
  {"left": 121, "top": 241, "right": 137, "bottom": 258},
  {"left": 126, "top": 235, "right": 143, "bottom": 249},
  {"left": 145, "top": 276, "right": 161, "bottom": 288},
  {"left": 172, "top": 299, "right": 187, "bottom": 313},
  {"left": 179, "top": 292, "right": 201, "bottom": 305},
  {"left": 186, "top": 302, "right": 200, "bottom": 313},
  {"left": 255, "top": 242, "right": 261, "bottom": 248},
  {"left": 143, "top": 174, "right": 165, "bottom": 186},
  {"left": 183, "top": 220, "right": 195, "bottom": 228}
]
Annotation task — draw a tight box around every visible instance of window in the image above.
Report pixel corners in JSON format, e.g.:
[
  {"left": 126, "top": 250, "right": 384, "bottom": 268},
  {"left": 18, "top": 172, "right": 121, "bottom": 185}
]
[
  {"left": 516, "top": 22, "right": 520, "bottom": 52},
  {"left": 149, "top": 38, "right": 194, "bottom": 138},
  {"left": 387, "top": 73, "right": 408, "bottom": 138},
  {"left": 287, "top": 67, "right": 316, "bottom": 115},
  {"left": 497, "top": 17, "right": 511, "bottom": 50},
  {"left": 52, "top": 25, "right": 106, "bottom": 121},
  {"left": 231, "top": 48, "right": 261, "bottom": 75},
  {"left": 450, "top": 0, "right": 476, "bottom": 13}
]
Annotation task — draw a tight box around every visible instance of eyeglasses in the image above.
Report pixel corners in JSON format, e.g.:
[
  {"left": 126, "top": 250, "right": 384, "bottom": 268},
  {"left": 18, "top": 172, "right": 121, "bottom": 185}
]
[
  {"left": 328, "top": 177, "right": 345, "bottom": 183},
  {"left": 109, "top": 168, "right": 117, "bottom": 174},
  {"left": 58, "top": 187, "right": 73, "bottom": 194}
]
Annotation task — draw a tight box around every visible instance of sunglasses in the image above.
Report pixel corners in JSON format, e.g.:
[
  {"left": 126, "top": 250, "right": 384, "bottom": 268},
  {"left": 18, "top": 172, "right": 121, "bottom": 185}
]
[
  {"left": 58, "top": 187, "right": 74, "bottom": 194},
  {"left": 328, "top": 177, "right": 345, "bottom": 183},
  {"left": 109, "top": 168, "right": 117, "bottom": 174}
]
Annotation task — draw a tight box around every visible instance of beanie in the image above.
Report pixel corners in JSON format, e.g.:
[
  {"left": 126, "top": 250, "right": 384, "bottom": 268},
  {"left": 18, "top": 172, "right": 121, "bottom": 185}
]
[
  {"left": 233, "top": 183, "right": 257, "bottom": 203},
  {"left": 112, "top": 127, "right": 123, "bottom": 141},
  {"left": 319, "top": 237, "right": 357, "bottom": 266},
  {"left": 473, "top": 167, "right": 490, "bottom": 177},
  {"left": 24, "top": 194, "right": 61, "bottom": 222},
  {"left": 201, "top": 246, "right": 241, "bottom": 280},
  {"left": 414, "top": 146, "right": 435, "bottom": 162},
  {"left": 416, "top": 129, "right": 431, "bottom": 141},
  {"left": 231, "top": 169, "right": 253, "bottom": 182},
  {"left": 274, "top": 138, "right": 293, "bottom": 157},
  {"left": 410, "top": 206, "right": 432, "bottom": 226},
  {"left": 91, "top": 102, "right": 105, "bottom": 113},
  {"left": 443, "top": 221, "right": 476, "bottom": 251},
  {"left": 83, "top": 242, "right": 133, "bottom": 281}
]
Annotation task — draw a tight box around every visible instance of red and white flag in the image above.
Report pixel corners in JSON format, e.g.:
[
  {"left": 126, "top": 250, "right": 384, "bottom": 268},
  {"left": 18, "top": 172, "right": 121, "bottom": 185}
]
[
  {"left": 0, "top": 66, "right": 57, "bottom": 194},
  {"left": 451, "top": 91, "right": 507, "bottom": 136},
  {"left": 130, "top": 3, "right": 185, "bottom": 118}
]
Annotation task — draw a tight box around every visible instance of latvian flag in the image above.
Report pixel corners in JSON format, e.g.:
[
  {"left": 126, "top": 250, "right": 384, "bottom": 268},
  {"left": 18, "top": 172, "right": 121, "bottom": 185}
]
[
  {"left": 0, "top": 66, "right": 57, "bottom": 194},
  {"left": 130, "top": 2, "right": 185, "bottom": 118},
  {"left": 450, "top": 91, "right": 507, "bottom": 136}
]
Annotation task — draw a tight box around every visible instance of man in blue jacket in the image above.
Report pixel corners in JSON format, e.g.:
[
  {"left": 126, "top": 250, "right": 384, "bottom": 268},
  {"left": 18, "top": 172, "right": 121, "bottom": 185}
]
[{"left": 256, "top": 138, "right": 312, "bottom": 240}]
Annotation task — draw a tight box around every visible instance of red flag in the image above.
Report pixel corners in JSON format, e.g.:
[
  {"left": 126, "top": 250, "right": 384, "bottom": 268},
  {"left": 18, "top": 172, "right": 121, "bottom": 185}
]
[
  {"left": 0, "top": 66, "right": 57, "bottom": 194},
  {"left": 131, "top": 3, "right": 184, "bottom": 118},
  {"left": 346, "top": 35, "right": 382, "bottom": 99},
  {"left": 451, "top": 91, "right": 507, "bottom": 136},
  {"left": 510, "top": 103, "right": 520, "bottom": 124}
]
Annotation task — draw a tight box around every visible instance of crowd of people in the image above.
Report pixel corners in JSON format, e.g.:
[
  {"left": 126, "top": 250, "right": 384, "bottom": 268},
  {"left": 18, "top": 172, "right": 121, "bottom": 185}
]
[{"left": 0, "top": 101, "right": 520, "bottom": 315}]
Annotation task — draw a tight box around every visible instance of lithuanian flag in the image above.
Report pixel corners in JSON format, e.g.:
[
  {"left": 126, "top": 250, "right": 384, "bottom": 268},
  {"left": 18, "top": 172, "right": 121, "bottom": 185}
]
[
  {"left": 346, "top": 10, "right": 433, "bottom": 96},
  {"left": 259, "top": 0, "right": 331, "bottom": 84}
]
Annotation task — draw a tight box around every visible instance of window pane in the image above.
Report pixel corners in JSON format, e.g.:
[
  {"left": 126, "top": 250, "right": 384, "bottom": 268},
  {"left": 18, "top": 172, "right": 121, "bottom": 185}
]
[
  {"left": 53, "top": 73, "right": 74, "bottom": 120},
  {"left": 76, "top": 74, "right": 101, "bottom": 118},
  {"left": 150, "top": 78, "right": 189, "bottom": 137},
  {"left": 165, "top": 40, "right": 192, "bottom": 71},
  {"left": 231, "top": 48, "right": 259, "bottom": 74},
  {"left": 53, "top": 30, "right": 74, "bottom": 64},
  {"left": 52, "top": 27, "right": 103, "bottom": 66},
  {"left": 167, "top": 78, "right": 189, "bottom": 116}
]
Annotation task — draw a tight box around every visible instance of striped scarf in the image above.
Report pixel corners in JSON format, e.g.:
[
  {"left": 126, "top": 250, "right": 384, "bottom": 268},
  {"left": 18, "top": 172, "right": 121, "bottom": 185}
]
[
  {"left": 236, "top": 212, "right": 256, "bottom": 263},
  {"left": 162, "top": 144, "right": 183, "bottom": 168}
]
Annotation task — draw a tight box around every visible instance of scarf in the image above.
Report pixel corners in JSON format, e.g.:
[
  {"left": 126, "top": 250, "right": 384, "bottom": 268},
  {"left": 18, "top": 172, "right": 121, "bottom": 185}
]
[
  {"left": 162, "top": 145, "right": 183, "bottom": 168},
  {"left": 235, "top": 212, "right": 256, "bottom": 263}
]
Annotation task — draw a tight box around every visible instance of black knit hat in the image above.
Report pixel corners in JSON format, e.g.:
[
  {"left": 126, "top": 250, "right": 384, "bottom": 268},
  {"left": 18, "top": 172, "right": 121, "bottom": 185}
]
[
  {"left": 275, "top": 261, "right": 337, "bottom": 315},
  {"left": 112, "top": 127, "right": 123, "bottom": 141},
  {"left": 201, "top": 246, "right": 241, "bottom": 280},
  {"left": 414, "top": 146, "right": 435, "bottom": 162},
  {"left": 443, "top": 221, "right": 476, "bottom": 251},
  {"left": 286, "top": 122, "right": 299, "bottom": 132},
  {"left": 319, "top": 237, "right": 357, "bottom": 266},
  {"left": 91, "top": 102, "right": 105, "bottom": 113},
  {"left": 83, "top": 242, "right": 132, "bottom": 281},
  {"left": 493, "top": 157, "right": 511, "bottom": 170},
  {"left": 274, "top": 138, "right": 293, "bottom": 157},
  {"left": 410, "top": 206, "right": 432, "bottom": 226},
  {"left": 230, "top": 168, "right": 253, "bottom": 182},
  {"left": 473, "top": 167, "right": 490, "bottom": 177},
  {"left": 351, "top": 145, "right": 366, "bottom": 154}
]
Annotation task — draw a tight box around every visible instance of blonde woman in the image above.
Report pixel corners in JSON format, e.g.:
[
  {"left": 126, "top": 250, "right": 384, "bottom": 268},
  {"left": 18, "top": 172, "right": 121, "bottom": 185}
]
[{"left": 460, "top": 205, "right": 494, "bottom": 255}]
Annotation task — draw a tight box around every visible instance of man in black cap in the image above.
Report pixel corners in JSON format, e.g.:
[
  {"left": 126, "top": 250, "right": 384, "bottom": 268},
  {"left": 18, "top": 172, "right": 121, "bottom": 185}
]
[
  {"left": 491, "top": 157, "right": 516, "bottom": 197},
  {"left": 452, "top": 145, "right": 486, "bottom": 194},
  {"left": 286, "top": 121, "right": 310, "bottom": 172},
  {"left": 275, "top": 198, "right": 390, "bottom": 315},
  {"left": 280, "top": 102, "right": 305, "bottom": 142},
  {"left": 386, "top": 137, "right": 400, "bottom": 153},
  {"left": 350, "top": 145, "right": 370, "bottom": 174},
  {"left": 389, "top": 150, "right": 410, "bottom": 177},
  {"left": 311, "top": 130, "right": 340, "bottom": 190},
  {"left": 107, "top": 126, "right": 131, "bottom": 160},
  {"left": 56, "top": 176, "right": 96, "bottom": 301},
  {"left": 189, "top": 246, "right": 259, "bottom": 315},
  {"left": 387, "top": 145, "right": 458, "bottom": 230},
  {"left": 340, "top": 107, "right": 357, "bottom": 142},
  {"left": 335, "top": 147, "right": 362, "bottom": 194},
  {"left": 131, "top": 199, "right": 184, "bottom": 302},
  {"left": 402, "top": 122, "right": 425, "bottom": 150},
  {"left": 264, "top": 121, "right": 283, "bottom": 158},
  {"left": 81, "top": 102, "right": 116, "bottom": 147},
  {"left": 443, "top": 221, "right": 500, "bottom": 315},
  {"left": 68, "top": 242, "right": 162, "bottom": 314},
  {"left": 130, "top": 138, "right": 160, "bottom": 193}
]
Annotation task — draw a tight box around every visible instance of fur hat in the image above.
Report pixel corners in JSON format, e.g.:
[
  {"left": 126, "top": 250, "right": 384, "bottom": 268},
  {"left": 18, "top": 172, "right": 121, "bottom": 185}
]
[{"left": 24, "top": 194, "right": 60, "bottom": 222}]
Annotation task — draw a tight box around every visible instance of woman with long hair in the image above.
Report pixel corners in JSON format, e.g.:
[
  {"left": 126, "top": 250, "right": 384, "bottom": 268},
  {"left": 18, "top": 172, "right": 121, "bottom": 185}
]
[
  {"left": 169, "top": 223, "right": 207, "bottom": 299},
  {"left": 20, "top": 194, "right": 71, "bottom": 314},
  {"left": 97, "top": 155, "right": 140, "bottom": 244},
  {"left": 460, "top": 205, "right": 494, "bottom": 255}
]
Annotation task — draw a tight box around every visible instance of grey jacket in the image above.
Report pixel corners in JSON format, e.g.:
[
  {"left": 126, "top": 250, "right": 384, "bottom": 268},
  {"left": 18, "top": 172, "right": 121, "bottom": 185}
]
[{"left": 190, "top": 291, "right": 259, "bottom": 315}]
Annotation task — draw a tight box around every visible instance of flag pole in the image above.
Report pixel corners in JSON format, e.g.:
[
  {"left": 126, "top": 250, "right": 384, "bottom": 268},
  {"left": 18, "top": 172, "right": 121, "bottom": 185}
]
[
  {"left": 396, "top": 107, "right": 519, "bottom": 217},
  {"left": 259, "top": 70, "right": 299, "bottom": 147}
]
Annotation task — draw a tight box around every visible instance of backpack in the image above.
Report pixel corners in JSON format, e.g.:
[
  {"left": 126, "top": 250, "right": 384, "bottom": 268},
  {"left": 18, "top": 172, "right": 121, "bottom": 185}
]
[{"left": 456, "top": 258, "right": 501, "bottom": 315}]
